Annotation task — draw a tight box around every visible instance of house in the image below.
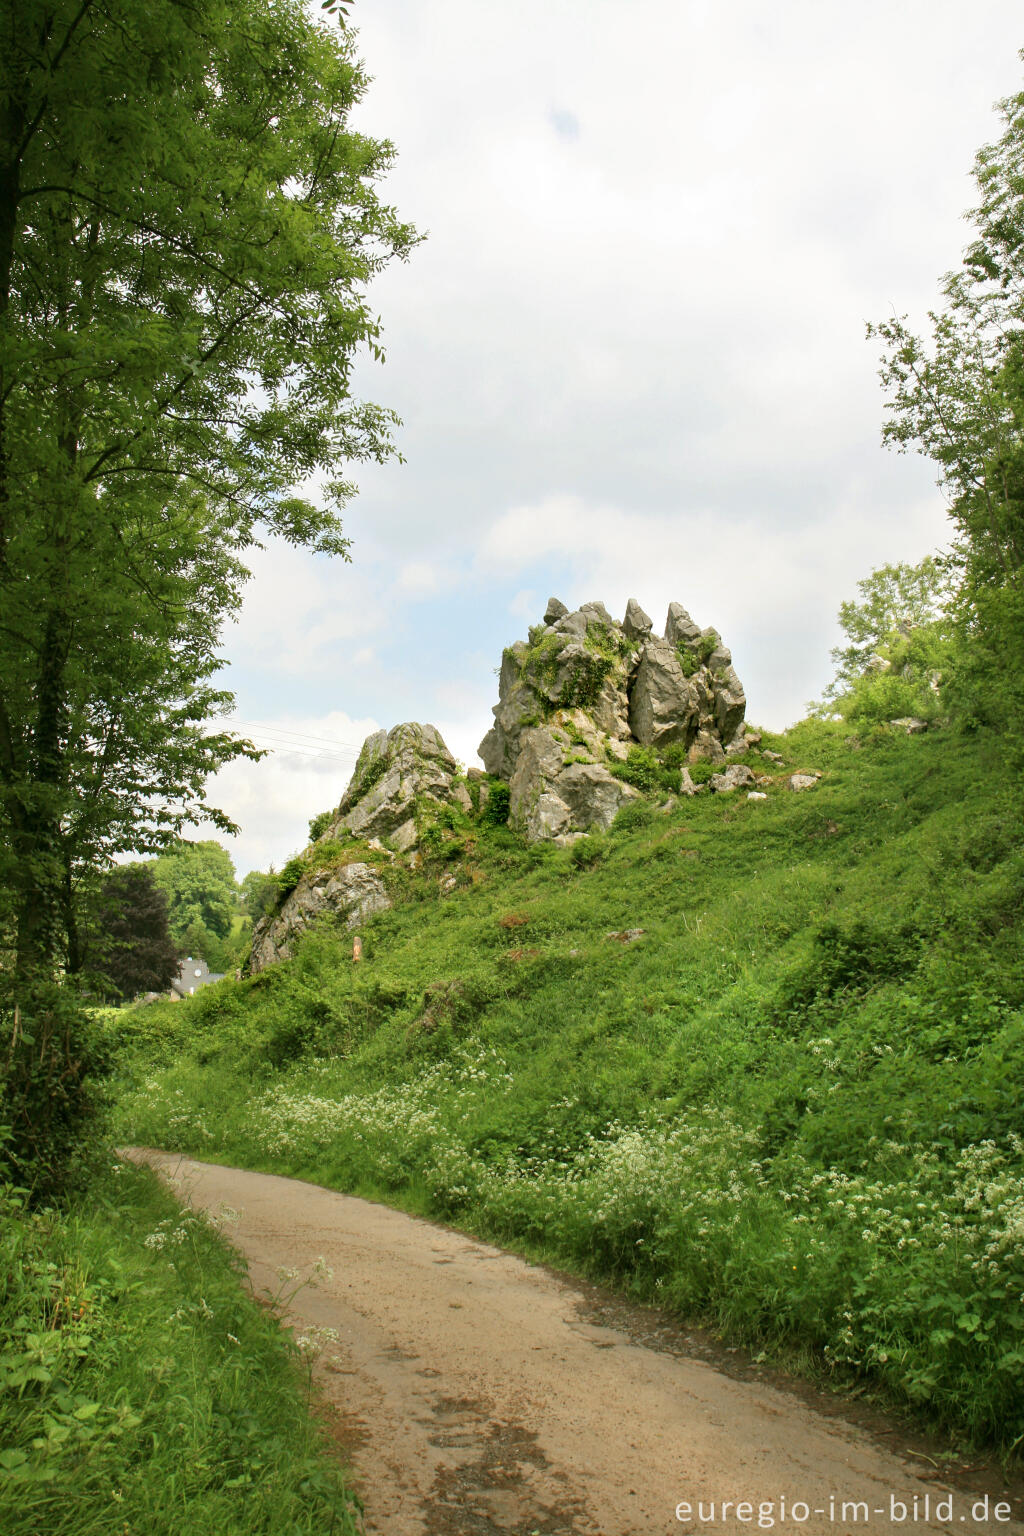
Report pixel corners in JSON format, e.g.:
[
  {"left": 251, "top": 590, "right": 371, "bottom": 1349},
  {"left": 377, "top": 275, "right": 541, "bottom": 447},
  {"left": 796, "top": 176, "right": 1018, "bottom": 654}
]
[{"left": 169, "top": 955, "right": 225, "bottom": 1000}]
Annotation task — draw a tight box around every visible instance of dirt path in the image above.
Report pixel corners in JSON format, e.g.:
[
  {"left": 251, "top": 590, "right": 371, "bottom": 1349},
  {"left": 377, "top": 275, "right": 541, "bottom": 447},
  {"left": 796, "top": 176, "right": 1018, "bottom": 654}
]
[{"left": 128, "top": 1152, "right": 1021, "bottom": 1536}]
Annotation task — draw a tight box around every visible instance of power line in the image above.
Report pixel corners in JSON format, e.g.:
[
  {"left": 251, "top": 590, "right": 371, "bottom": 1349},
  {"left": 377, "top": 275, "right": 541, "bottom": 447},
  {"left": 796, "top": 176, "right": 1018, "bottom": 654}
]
[
  {"left": 221, "top": 716, "right": 369, "bottom": 752},
  {"left": 203, "top": 725, "right": 361, "bottom": 767}
]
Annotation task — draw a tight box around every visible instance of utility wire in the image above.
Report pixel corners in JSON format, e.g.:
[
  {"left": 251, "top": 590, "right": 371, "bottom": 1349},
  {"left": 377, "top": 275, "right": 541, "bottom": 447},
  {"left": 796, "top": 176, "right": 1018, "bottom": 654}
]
[{"left": 220, "top": 716, "right": 369, "bottom": 752}]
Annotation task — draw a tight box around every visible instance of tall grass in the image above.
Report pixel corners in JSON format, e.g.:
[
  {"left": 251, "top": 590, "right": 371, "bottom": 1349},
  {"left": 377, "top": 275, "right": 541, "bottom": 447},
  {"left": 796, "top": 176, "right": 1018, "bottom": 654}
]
[{"left": 0, "top": 1157, "right": 359, "bottom": 1535}]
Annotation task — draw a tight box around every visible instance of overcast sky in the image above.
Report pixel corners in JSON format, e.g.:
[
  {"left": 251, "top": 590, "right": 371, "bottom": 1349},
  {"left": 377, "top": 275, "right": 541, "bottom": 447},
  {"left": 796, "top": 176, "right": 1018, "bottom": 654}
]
[{"left": 207, "top": 0, "right": 1024, "bottom": 875}]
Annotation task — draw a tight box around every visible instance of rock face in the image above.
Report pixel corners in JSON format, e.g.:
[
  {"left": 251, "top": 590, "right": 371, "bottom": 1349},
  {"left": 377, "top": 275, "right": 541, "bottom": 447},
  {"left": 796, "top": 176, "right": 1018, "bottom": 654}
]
[
  {"left": 248, "top": 721, "right": 468, "bottom": 972},
  {"left": 480, "top": 597, "right": 750, "bottom": 843},
  {"left": 250, "top": 861, "right": 391, "bottom": 972},
  {"left": 629, "top": 638, "right": 697, "bottom": 746},
  {"left": 327, "top": 722, "right": 459, "bottom": 851}
]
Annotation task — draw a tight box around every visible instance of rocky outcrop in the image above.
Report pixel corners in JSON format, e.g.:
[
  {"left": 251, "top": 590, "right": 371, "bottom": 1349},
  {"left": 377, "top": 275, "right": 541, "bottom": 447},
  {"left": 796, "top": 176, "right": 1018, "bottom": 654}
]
[
  {"left": 249, "top": 721, "right": 473, "bottom": 972},
  {"left": 250, "top": 861, "right": 391, "bottom": 972},
  {"left": 327, "top": 722, "right": 459, "bottom": 852},
  {"left": 710, "top": 763, "right": 756, "bottom": 794},
  {"left": 480, "top": 597, "right": 751, "bottom": 843}
]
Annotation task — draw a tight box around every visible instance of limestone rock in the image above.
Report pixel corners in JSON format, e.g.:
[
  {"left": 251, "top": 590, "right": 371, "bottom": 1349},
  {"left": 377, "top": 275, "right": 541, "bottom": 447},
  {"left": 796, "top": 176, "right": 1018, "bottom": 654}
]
[
  {"left": 665, "top": 602, "right": 702, "bottom": 647},
  {"left": 890, "top": 717, "right": 929, "bottom": 734},
  {"left": 557, "top": 761, "right": 641, "bottom": 832},
  {"left": 726, "top": 728, "right": 761, "bottom": 755},
  {"left": 452, "top": 782, "right": 474, "bottom": 814},
  {"left": 747, "top": 791, "right": 768, "bottom": 801},
  {"left": 712, "top": 664, "right": 747, "bottom": 745},
  {"left": 688, "top": 729, "right": 726, "bottom": 766},
  {"left": 508, "top": 725, "right": 640, "bottom": 843},
  {"left": 250, "top": 861, "right": 391, "bottom": 972},
  {"left": 589, "top": 673, "right": 631, "bottom": 740},
  {"left": 629, "top": 638, "right": 697, "bottom": 747},
  {"left": 579, "top": 598, "right": 614, "bottom": 627},
  {"left": 710, "top": 763, "right": 756, "bottom": 794},
  {"left": 787, "top": 772, "right": 822, "bottom": 792},
  {"left": 479, "top": 595, "right": 748, "bottom": 842},
  {"left": 330, "top": 721, "right": 458, "bottom": 850},
  {"left": 622, "top": 597, "right": 653, "bottom": 641},
  {"left": 679, "top": 767, "right": 704, "bottom": 796}
]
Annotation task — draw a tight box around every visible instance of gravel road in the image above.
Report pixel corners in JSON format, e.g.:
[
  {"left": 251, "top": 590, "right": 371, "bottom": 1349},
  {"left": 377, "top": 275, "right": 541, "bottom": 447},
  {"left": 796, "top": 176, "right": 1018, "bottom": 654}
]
[{"left": 127, "top": 1151, "right": 1021, "bottom": 1536}]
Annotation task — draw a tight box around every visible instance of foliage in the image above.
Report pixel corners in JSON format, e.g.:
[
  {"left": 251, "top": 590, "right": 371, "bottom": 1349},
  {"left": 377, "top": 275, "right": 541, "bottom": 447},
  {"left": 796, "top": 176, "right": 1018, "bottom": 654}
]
[
  {"left": 838, "top": 625, "right": 952, "bottom": 729},
  {"left": 84, "top": 865, "right": 178, "bottom": 1001},
  {"left": 480, "top": 781, "right": 511, "bottom": 827},
  {"left": 240, "top": 869, "right": 281, "bottom": 924},
  {"left": 0, "top": 1159, "right": 360, "bottom": 1533},
  {"left": 870, "top": 83, "right": 1024, "bottom": 744},
  {"left": 0, "top": 0, "right": 417, "bottom": 997},
  {"left": 568, "top": 834, "right": 609, "bottom": 870},
  {"left": 0, "top": 995, "right": 110, "bottom": 1202},
  {"left": 150, "top": 841, "right": 238, "bottom": 947},
  {"left": 814, "top": 560, "right": 956, "bottom": 726},
  {"left": 608, "top": 744, "right": 677, "bottom": 795},
  {"left": 515, "top": 625, "right": 617, "bottom": 713},
  {"left": 828, "top": 559, "right": 952, "bottom": 691},
  {"left": 675, "top": 632, "right": 716, "bottom": 677},
  {"left": 109, "top": 722, "right": 1024, "bottom": 1449},
  {"left": 308, "top": 809, "right": 334, "bottom": 842}
]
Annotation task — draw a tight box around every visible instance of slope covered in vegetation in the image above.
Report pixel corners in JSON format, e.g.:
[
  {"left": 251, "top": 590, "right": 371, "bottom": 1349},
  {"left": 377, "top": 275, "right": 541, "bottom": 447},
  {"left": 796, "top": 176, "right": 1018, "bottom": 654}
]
[{"left": 112, "top": 721, "right": 1024, "bottom": 1451}]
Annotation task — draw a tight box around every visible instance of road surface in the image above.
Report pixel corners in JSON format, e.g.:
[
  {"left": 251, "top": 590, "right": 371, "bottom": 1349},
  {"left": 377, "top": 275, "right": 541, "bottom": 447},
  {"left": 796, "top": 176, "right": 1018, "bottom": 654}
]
[{"left": 127, "top": 1151, "right": 1021, "bottom": 1536}]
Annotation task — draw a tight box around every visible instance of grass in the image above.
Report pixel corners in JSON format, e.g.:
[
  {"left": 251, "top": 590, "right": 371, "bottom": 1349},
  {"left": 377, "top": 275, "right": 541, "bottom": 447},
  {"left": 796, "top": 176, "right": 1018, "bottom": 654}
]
[
  {"left": 108, "top": 720, "right": 1024, "bottom": 1453},
  {"left": 0, "top": 1156, "right": 360, "bottom": 1535}
]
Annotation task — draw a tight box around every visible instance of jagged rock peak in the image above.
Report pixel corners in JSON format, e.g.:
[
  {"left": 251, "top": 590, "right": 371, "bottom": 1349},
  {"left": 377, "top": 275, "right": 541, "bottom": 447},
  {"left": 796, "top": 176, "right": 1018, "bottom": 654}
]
[
  {"left": 328, "top": 721, "right": 459, "bottom": 854},
  {"left": 249, "top": 721, "right": 469, "bottom": 973},
  {"left": 623, "top": 597, "right": 653, "bottom": 640},
  {"left": 479, "top": 597, "right": 752, "bottom": 843}
]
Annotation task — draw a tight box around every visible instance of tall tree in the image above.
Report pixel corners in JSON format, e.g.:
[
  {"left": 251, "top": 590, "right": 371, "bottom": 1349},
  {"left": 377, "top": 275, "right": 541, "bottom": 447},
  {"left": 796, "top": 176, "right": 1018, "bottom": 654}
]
[
  {"left": 0, "top": 0, "right": 417, "bottom": 999},
  {"left": 870, "top": 76, "right": 1024, "bottom": 742},
  {"left": 150, "top": 840, "right": 237, "bottom": 946}
]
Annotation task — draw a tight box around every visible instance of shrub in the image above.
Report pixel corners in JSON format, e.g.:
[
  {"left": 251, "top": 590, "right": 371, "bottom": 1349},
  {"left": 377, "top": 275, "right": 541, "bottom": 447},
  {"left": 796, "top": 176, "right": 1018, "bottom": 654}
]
[
  {"left": 570, "top": 835, "right": 609, "bottom": 869},
  {"left": 308, "top": 808, "right": 333, "bottom": 841},
  {"left": 481, "top": 781, "right": 511, "bottom": 827},
  {"left": 0, "top": 993, "right": 110, "bottom": 1202}
]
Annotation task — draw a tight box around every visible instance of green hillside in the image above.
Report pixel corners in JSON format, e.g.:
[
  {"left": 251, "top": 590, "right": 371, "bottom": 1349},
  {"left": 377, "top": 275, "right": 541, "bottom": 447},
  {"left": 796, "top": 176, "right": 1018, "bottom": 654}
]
[{"left": 111, "top": 720, "right": 1024, "bottom": 1451}]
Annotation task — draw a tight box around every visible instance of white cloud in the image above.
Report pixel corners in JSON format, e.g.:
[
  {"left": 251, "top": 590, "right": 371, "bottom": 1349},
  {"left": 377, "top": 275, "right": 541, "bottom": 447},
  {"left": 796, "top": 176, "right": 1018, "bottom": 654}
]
[
  {"left": 231, "top": 544, "right": 387, "bottom": 677},
  {"left": 508, "top": 588, "right": 539, "bottom": 620}
]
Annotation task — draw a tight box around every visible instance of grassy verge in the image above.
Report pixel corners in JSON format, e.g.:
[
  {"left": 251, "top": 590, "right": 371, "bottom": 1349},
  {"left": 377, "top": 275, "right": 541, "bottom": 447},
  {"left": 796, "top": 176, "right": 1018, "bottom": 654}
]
[
  {"left": 110, "top": 722, "right": 1024, "bottom": 1454},
  {"left": 0, "top": 1156, "right": 359, "bottom": 1535}
]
